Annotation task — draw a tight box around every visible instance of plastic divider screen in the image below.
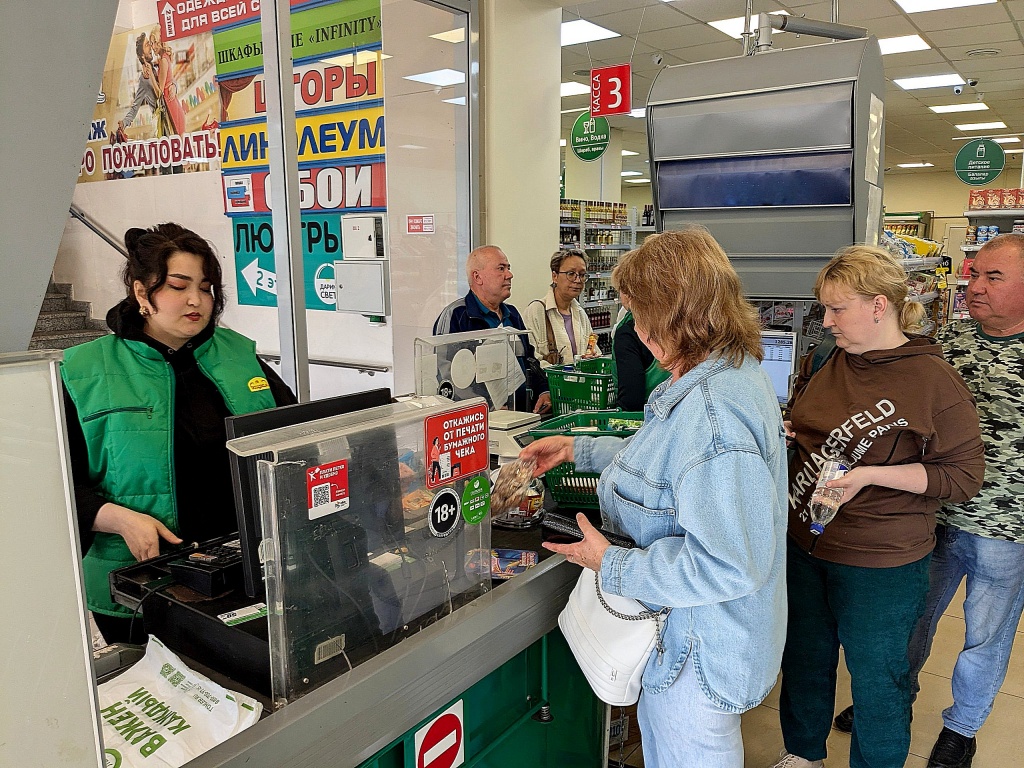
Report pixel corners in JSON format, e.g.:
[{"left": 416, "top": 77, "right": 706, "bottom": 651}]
[{"left": 244, "top": 396, "right": 491, "bottom": 707}]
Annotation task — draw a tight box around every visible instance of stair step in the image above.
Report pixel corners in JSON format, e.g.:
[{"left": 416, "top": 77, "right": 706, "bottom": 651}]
[
  {"left": 34, "top": 310, "right": 87, "bottom": 334},
  {"left": 28, "top": 329, "right": 109, "bottom": 351},
  {"left": 42, "top": 293, "right": 68, "bottom": 312}
]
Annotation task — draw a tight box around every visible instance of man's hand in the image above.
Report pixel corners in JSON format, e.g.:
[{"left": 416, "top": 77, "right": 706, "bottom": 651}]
[
  {"left": 533, "top": 392, "right": 552, "bottom": 414},
  {"left": 93, "top": 503, "right": 183, "bottom": 561}
]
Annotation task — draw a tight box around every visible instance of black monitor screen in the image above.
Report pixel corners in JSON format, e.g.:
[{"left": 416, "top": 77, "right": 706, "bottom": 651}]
[{"left": 225, "top": 388, "right": 392, "bottom": 598}]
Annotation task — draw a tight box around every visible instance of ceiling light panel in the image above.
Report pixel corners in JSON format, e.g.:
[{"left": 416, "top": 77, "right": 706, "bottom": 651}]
[
  {"left": 897, "top": 162, "right": 935, "bottom": 167},
  {"left": 624, "top": 178, "right": 651, "bottom": 184},
  {"left": 955, "top": 121, "right": 1007, "bottom": 130},
  {"left": 561, "top": 19, "right": 620, "bottom": 47},
  {"left": 993, "top": 137, "right": 1021, "bottom": 143},
  {"left": 430, "top": 28, "right": 465, "bottom": 44},
  {"left": 561, "top": 81, "right": 591, "bottom": 97},
  {"left": 403, "top": 68, "right": 465, "bottom": 86},
  {"left": 894, "top": 0, "right": 996, "bottom": 13},
  {"left": 929, "top": 103, "right": 989, "bottom": 113},
  {"left": 879, "top": 35, "right": 931, "bottom": 55},
  {"left": 894, "top": 73, "right": 965, "bottom": 90},
  {"left": 622, "top": 150, "right": 639, "bottom": 156},
  {"left": 621, "top": 171, "right": 642, "bottom": 176}
]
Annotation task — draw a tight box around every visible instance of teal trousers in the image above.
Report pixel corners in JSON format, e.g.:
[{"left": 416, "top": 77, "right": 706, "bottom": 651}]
[{"left": 779, "top": 539, "right": 930, "bottom": 768}]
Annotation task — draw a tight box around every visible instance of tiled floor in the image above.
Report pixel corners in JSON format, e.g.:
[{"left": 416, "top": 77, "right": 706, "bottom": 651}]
[{"left": 616, "top": 583, "right": 1024, "bottom": 767}]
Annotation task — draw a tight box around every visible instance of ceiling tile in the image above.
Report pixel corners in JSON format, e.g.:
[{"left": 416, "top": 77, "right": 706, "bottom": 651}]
[
  {"left": 945, "top": 40, "right": 1024, "bottom": 62},
  {"left": 910, "top": 4, "right": 1012, "bottom": 32},
  {"left": 924, "top": 23, "right": 1022, "bottom": 48},
  {"left": 585, "top": 3, "right": 697, "bottom": 33},
  {"left": 641, "top": 22, "right": 718, "bottom": 52},
  {"left": 1008, "top": 0, "right": 1024, "bottom": 21}
]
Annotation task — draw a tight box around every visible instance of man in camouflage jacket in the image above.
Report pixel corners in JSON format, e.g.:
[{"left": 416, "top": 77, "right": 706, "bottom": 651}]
[{"left": 907, "top": 233, "right": 1024, "bottom": 768}]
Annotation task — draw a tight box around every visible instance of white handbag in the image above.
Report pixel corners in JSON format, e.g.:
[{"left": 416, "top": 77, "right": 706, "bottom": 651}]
[{"left": 558, "top": 569, "right": 670, "bottom": 706}]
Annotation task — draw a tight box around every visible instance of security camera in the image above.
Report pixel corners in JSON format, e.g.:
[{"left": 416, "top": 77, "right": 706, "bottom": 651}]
[
  {"left": 954, "top": 85, "right": 964, "bottom": 95},
  {"left": 652, "top": 53, "right": 664, "bottom": 66},
  {"left": 967, "top": 78, "right": 979, "bottom": 87}
]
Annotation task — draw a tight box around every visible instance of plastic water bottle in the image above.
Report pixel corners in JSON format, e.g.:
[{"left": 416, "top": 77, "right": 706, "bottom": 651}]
[{"left": 808, "top": 453, "right": 851, "bottom": 537}]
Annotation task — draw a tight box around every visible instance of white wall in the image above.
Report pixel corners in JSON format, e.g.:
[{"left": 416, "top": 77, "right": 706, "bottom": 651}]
[{"left": 481, "top": 0, "right": 562, "bottom": 314}]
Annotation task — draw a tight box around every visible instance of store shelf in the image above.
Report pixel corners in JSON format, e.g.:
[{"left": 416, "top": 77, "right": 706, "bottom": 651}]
[
  {"left": 634, "top": 226, "right": 656, "bottom": 232},
  {"left": 581, "top": 299, "right": 619, "bottom": 309},
  {"left": 957, "top": 278, "right": 969, "bottom": 285},
  {"left": 951, "top": 311, "right": 971, "bottom": 320},
  {"left": 899, "top": 256, "right": 943, "bottom": 270},
  {"left": 584, "top": 224, "right": 632, "bottom": 231},
  {"left": 583, "top": 244, "right": 631, "bottom": 250},
  {"left": 964, "top": 210, "right": 1024, "bottom": 217},
  {"left": 908, "top": 291, "right": 940, "bottom": 305},
  {"left": 961, "top": 245, "right": 982, "bottom": 252}
]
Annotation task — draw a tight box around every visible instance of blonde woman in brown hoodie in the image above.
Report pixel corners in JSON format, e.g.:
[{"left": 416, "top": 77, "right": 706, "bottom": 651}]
[{"left": 770, "top": 246, "right": 985, "bottom": 768}]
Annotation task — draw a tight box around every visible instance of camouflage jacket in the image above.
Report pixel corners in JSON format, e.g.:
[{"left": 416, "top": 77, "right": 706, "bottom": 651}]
[{"left": 937, "top": 320, "right": 1024, "bottom": 542}]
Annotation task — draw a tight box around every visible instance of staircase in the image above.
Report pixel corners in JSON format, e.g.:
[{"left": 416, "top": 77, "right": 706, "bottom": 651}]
[{"left": 30, "top": 281, "right": 108, "bottom": 350}]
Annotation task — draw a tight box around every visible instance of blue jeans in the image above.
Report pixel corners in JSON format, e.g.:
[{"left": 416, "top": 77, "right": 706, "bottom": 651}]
[
  {"left": 908, "top": 524, "right": 1024, "bottom": 737},
  {"left": 637, "top": 653, "right": 743, "bottom": 768}
]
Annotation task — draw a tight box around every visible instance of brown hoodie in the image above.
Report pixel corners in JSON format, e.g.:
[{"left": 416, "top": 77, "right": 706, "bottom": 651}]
[{"left": 788, "top": 336, "right": 984, "bottom": 567}]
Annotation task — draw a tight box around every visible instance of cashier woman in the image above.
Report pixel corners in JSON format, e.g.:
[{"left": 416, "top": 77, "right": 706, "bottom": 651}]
[{"left": 62, "top": 223, "right": 295, "bottom": 644}]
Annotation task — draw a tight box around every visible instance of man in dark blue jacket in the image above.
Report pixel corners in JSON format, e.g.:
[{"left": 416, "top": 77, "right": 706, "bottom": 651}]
[{"left": 434, "top": 245, "right": 551, "bottom": 413}]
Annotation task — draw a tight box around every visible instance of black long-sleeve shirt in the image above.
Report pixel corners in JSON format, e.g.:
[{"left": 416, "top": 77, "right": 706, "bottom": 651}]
[{"left": 613, "top": 313, "right": 657, "bottom": 411}]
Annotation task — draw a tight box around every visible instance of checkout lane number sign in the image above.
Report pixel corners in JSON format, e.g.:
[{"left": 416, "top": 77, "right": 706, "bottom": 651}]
[{"left": 414, "top": 700, "right": 465, "bottom": 768}]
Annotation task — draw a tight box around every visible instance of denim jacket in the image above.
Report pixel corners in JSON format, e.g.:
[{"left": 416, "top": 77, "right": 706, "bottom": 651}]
[{"left": 574, "top": 355, "right": 789, "bottom": 713}]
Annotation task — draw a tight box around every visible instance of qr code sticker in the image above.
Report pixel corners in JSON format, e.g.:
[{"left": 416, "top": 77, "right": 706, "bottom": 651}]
[{"left": 312, "top": 483, "right": 331, "bottom": 508}]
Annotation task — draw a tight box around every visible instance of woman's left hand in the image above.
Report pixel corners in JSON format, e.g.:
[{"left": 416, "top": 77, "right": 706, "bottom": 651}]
[
  {"left": 825, "top": 466, "right": 873, "bottom": 506},
  {"left": 542, "top": 513, "right": 612, "bottom": 571}
]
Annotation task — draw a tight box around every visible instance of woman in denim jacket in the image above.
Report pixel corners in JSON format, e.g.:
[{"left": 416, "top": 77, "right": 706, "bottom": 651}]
[{"left": 522, "top": 228, "right": 789, "bottom": 768}]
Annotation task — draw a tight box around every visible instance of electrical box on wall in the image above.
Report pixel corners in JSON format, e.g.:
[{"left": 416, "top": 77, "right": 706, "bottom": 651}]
[
  {"left": 334, "top": 260, "right": 390, "bottom": 316},
  {"left": 341, "top": 214, "right": 388, "bottom": 260}
]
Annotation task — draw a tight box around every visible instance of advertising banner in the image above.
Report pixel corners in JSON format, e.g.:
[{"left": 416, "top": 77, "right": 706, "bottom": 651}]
[
  {"left": 220, "top": 55, "right": 383, "bottom": 122},
  {"left": 232, "top": 213, "right": 344, "bottom": 310},
  {"left": 79, "top": 26, "right": 221, "bottom": 182},
  {"left": 220, "top": 104, "right": 384, "bottom": 170},
  {"left": 222, "top": 162, "right": 386, "bottom": 215},
  {"left": 213, "top": 0, "right": 381, "bottom": 77},
  {"left": 157, "top": 0, "right": 308, "bottom": 41}
]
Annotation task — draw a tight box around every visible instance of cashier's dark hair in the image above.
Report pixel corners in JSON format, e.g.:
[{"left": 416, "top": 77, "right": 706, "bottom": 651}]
[
  {"left": 123, "top": 223, "right": 225, "bottom": 320},
  {"left": 612, "top": 227, "right": 763, "bottom": 372}
]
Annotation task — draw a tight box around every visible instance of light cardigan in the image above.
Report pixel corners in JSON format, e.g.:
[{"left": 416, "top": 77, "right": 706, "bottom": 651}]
[{"left": 523, "top": 287, "right": 602, "bottom": 366}]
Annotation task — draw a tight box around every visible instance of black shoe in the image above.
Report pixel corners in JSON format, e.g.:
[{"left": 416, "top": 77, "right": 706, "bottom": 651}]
[
  {"left": 927, "top": 727, "right": 977, "bottom": 768},
  {"left": 832, "top": 705, "right": 854, "bottom": 734}
]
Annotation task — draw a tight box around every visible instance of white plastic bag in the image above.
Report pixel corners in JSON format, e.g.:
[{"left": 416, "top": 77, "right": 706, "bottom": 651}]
[{"left": 97, "top": 636, "right": 262, "bottom": 768}]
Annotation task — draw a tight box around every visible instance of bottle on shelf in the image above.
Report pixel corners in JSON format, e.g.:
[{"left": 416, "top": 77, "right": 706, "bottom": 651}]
[{"left": 807, "top": 452, "right": 851, "bottom": 540}]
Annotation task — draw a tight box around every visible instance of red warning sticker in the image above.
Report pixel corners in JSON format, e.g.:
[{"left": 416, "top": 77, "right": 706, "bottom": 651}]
[{"left": 306, "top": 460, "right": 350, "bottom": 520}]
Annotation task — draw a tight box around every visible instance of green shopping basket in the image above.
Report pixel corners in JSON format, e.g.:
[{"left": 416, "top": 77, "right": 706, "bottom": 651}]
[
  {"left": 544, "top": 356, "right": 617, "bottom": 416},
  {"left": 526, "top": 409, "right": 644, "bottom": 509}
]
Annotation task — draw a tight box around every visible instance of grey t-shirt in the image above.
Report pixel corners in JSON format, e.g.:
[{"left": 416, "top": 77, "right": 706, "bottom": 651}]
[{"left": 937, "top": 320, "right": 1024, "bottom": 542}]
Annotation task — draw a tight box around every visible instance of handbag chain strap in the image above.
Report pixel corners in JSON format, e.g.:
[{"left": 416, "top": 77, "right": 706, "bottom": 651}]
[
  {"left": 594, "top": 570, "right": 668, "bottom": 621},
  {"left": 593, "top": 571, "right": 672, "bottom": 664}
]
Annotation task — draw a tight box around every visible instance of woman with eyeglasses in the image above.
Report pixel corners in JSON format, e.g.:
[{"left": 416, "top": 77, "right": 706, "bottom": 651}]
[{"left": 524, "top": 249, "right": 602, "bottom": 366}]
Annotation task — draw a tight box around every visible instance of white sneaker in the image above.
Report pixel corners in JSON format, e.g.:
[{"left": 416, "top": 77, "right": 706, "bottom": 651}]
[{"left": 766, "top": 750, "right": 824, "bottom": 768}]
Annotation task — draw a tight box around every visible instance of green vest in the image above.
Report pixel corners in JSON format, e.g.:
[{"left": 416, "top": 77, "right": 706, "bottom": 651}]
[
  {"left": 613, "top": 311, "right": 670, "bottom": 399},
  {"left": 61, "top": 328, "right": 277, "bottom": 616}
]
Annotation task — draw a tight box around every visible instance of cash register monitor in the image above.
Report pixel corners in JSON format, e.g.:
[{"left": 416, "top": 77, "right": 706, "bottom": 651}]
[
  {"left": 225, "top": 388, "right": 393, "bottom": 598},
  {"left": 759, "top": 330, "right": 798, "bottom": 406}
]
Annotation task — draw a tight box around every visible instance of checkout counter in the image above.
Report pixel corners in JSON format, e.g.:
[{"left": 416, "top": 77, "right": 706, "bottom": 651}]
[{"left": 3, "top": 349, "right": 604, "bottom": 768}]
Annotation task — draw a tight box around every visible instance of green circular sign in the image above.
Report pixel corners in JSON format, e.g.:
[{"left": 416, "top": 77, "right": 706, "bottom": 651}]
[
  {"left": 955, "top": 139, "right": 1005, "bottom": 186},
  {"left": 461, "top": 474, "right": 490, "bottom": 525},
  {"left": 571, "top": 112, "right": 610, "bottom": 163}
]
